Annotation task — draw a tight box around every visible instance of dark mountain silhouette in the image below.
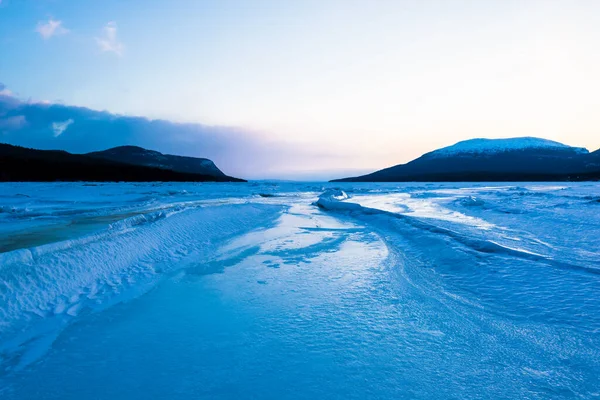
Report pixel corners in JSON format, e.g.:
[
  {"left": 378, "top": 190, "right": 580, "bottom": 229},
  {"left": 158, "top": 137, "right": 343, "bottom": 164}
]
[
  {"left": 0, "top": 91, "right": 309, "bottom": 180},
  {"left": 0, "top": 144, "right": 245, "bottom": 182},
  {"left": 332, "top": 137, "right": 600, "bottom": 182},
  {"left": 86, "top": 146, "right": 225, "bottom": 177}
]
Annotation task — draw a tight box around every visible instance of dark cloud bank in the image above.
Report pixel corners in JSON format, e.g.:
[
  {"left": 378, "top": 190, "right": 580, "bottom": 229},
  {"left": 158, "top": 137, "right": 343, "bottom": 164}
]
[{"left": 0, "top": 88, "right": 357, "bottom": 180}]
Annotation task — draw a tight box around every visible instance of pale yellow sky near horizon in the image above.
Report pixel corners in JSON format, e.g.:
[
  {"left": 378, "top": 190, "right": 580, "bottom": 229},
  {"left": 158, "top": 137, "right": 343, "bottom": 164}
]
[
  {"left": 3, "top": 0, "right": 600, "bottom": 175},
  {"left": 127, "top": 0, "right": 600, "bottom": 172}
]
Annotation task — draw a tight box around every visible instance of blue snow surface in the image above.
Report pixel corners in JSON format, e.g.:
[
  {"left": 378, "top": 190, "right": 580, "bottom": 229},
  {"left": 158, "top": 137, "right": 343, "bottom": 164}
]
[{"left": 1, "top": 181, "right": 599, "bottom": 399}]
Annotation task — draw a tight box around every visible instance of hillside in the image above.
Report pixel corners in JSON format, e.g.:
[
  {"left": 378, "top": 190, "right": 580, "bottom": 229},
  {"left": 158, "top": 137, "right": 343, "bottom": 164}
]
[
  {"left": 0, "top": 144, "right": 245, "bottom": 182},
  {"left": 86, "top": 146, "right": 226, "bottom": 177},
  {"left": 333, "top": 137, "right": 600, "bottom": 182}
]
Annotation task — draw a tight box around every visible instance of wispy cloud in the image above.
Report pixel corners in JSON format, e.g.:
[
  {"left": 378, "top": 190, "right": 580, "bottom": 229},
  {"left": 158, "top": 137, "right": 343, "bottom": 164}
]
[
  {"left": 52, "top": 119, "right": 74, "bottom": 137},
  {"left": 36, "top": 19, "right": 69, "bottom": 40},
  {"left": 96, "top": 22, "right": 124, "bottom": 56},
  {"left": 32, "top": 99, "right": 52, "bottom": 105},
  {"left": 0, "top": 116, "right": 27, "bottom": 133},
  {"left": 0, "top": 83, "right": 12, "bottom": 97}
]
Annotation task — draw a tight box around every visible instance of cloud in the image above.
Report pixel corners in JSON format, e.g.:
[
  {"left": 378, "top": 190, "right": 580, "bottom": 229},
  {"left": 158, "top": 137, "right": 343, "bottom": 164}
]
[
  {"left": 96, "top": 22, "right": 124, "bottom": 56},
  {"left": 36, "top": 19, "right": 69, "bottom": 40},
  {"left": 28, "top": 98, "right": 52, "bottom": 105},
  {"left": 0, "top": 94, "right": 344, "bottom": 179},
  {"left": 0, "top": 115, "right": 27, "bottom": 133},
  {"left": 51, "top": 118, "right": 74, "bottom": 137},
  {"left": 0, "top": 84, "right": 12, "bottom": 97}
]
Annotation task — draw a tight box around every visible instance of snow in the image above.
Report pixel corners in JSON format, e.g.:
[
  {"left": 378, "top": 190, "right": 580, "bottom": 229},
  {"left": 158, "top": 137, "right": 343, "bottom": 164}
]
[
  {"left": 430, "top": 136, "right": 589, "bottom": 156},
  {"left": 1, "top": 181, "right": 600, "bottom": 398}
]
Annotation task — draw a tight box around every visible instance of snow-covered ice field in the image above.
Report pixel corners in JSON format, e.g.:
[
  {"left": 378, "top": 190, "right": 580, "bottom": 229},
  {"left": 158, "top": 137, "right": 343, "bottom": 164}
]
[{"left": 1, "top": 182, "right": 599, "bottom": 399}]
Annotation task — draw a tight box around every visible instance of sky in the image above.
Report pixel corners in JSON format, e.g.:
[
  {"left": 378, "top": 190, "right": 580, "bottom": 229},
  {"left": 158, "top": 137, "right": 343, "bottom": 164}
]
[{"left": 1, "top": 0, "right": 600, "bottom": 179}]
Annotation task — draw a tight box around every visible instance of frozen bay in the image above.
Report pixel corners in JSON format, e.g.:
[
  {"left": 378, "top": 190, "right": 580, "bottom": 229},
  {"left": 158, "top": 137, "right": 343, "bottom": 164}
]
[{"left": 1, "top": 182, "right": 599, "bottom": 399}]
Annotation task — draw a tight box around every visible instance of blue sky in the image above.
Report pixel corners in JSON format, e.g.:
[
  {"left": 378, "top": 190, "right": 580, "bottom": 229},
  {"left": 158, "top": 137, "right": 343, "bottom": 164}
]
[{"left": 1, "top": 0, "right": 600, "bottom": 179}]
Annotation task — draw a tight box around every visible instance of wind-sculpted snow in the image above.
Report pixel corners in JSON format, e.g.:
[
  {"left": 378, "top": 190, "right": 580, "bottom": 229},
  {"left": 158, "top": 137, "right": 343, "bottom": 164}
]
[
  {"left": 0, "top": 193, "right": 284, "bottom": 370},
  {"left": 1, "top": 182, "right": 600, "bottom": 399},
  {"left": 317, "top": 188, "right": 600, "bottom": 274}
]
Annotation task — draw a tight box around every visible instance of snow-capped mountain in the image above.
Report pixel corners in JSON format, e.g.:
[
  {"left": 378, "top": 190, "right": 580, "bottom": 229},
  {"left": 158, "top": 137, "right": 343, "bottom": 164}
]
[
  {"left": 429, "top": 137, "right": 589, "bottom": 157},
  {"left": 333, "top": 137, "right": 600, "bottom": 182},
  {"left": 86, "top": 146, "right": 226, "bottom": 177}
]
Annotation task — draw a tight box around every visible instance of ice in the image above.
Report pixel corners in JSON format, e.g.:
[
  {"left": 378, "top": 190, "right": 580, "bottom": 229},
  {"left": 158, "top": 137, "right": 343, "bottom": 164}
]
[{"left": 1, "top": 181, "right": 600, "bottom": 398}]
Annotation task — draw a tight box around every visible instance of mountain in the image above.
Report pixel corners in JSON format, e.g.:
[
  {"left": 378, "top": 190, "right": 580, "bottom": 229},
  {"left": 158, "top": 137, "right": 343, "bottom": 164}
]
[
  {"left": 0, "top": 90, "right": 303, "bottom": 180},
  {"left": 332, "top": 137, "right": 600, "bottom": 182},
  {"left": 86, "top": 146, "right": 226, "bottom": 177},
  {"left": 0, "top": 144, "right": 245, "bottom": 182}
]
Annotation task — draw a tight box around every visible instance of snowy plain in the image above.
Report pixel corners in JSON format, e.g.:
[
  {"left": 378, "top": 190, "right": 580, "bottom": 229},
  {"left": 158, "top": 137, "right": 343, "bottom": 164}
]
[{"left": 1, "top": 181, "right": 599, "bottom": 399}]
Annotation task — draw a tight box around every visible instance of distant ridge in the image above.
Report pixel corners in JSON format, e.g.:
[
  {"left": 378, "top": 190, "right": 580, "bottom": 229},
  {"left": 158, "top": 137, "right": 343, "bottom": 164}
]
[
  {"left": 0, "top": 143, "right": 245, "bottom": 182},
  {"left": 86, "top": 146, "right": 226, "bottom": 177},
  {"left": 332, "top": 137, "right": 600, "bottom": 182},
  {"left": 429, "top": 137, "right": 589, "bottom": 157}
]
